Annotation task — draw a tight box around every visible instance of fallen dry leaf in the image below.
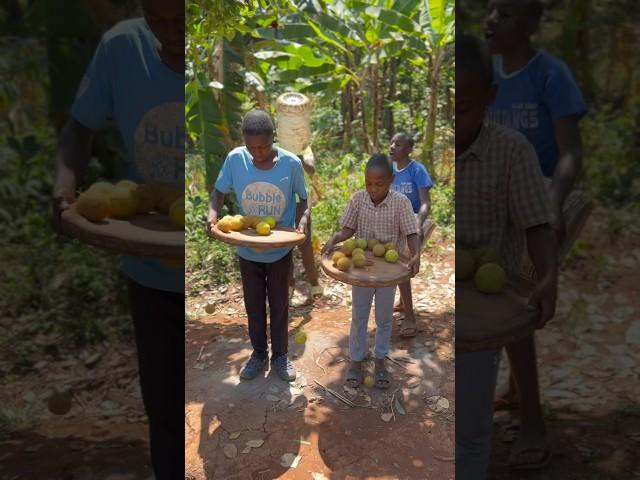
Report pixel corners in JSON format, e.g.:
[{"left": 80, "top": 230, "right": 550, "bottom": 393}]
[{"left": 223, "top": 444, "right": 237, "bottom": 459}]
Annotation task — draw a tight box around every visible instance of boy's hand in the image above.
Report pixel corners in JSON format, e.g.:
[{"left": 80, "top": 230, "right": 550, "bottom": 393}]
[
  {"left": 321, "top": 238, "right": 335, "bottom": 256},
  {"left": 206, "top": 212, "right": 217, "bottom": 237},
  {"left": 527, "top": 276, "right": 558, "bottom": 329},
  {"left": 408, "top": 254, "right": 421, "bottom": 277},
  {"left": 297, "top": 215, "right": 309, "bottom": 236},
  {"left": 51, "top": 188, "right": 75, "bottom": 234}
]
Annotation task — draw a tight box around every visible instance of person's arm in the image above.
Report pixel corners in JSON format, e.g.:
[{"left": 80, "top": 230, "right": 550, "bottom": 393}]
[
  {"left": 549, "top": 115, "right": 583, "bottom": 245},
  {"left": 321, "top": 226, "right": 356, "bottom": 255},
  {"left": 526, "top": 223, "right": 558, "bottom": 329},
  {"left": 406, "top": 233, "right": 421, "bottom": 276},
  {"left": 207, "top": 189, "right": 225, "bottom": 236},
  {"left": 417, "top": 187, "right": 431, "bottom": 240},
  {"left": 296, "top": 198, "right": 310, "bottom": 235},
  {"left": 51, "top": 119, "right": 94, "bottom": 231}
]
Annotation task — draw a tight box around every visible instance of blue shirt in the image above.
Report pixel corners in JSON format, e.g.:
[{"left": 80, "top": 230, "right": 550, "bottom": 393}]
[
  {"left": 488, "top": 51, "right": 587, "bottom": 177},
  {"left": 215, "top": 146, "right": 308, "bottom": 263},
  {"left": 71, "top": 18, "right": 184, "bottom": 293},
  {"left": 391, "top": 160, "right": 433, "bottom": 213}
]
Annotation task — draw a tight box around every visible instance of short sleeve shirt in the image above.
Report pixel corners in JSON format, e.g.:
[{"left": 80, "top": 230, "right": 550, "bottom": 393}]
[
  {"left": 71, "top": 18, "right": 184, "bottom": 293},
  {"left": 456, "top": 121, "right": 551, "bottom": 276},
  {"left": 215, "top": 146, "right": 308, "bottom": 263},
  {"left": 341, "top": 190, "right": 418, "bottom": 254},
  {"left": 488, "top": 51, "right": 587, "bottom": 177},
  {"left": 391, "top": 160, "right": 434, "bottom": 213}
]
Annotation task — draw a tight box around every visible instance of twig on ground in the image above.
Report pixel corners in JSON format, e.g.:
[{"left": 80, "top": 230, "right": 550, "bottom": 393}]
[
  {"left": 390, "top": 388, "right": 400, "bottom": 422},
  {"left": 196, "top": 345, "right": 205, "bottom": 362},
  {"left": 313, "top": 379, "right": 355, "bottom": 407},
  {"left": 314, "top": 347, "right": 340, "bottom": 375},
  {"left": 385, "top": 355, "right": 408, "bottom": 369}
]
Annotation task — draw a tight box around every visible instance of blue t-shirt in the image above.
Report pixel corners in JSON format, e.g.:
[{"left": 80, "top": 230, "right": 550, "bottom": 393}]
[
  {"left": 391, "top": 160, "right": 433, "bottom": 213},
  {"left": 488, "top": 51, "right": 587, "bottom": 177},
  {"left": 71, "top": 18, "right": 184, "bottom": 293},
  {"left": 215, "top": 146, "right": 308, "bottom": 263}
]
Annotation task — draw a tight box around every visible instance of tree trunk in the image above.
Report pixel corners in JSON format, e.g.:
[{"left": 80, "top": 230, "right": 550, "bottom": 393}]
[
  {"left": 383, "top": 57, "right": 397, "bottom": 138},
  {"left": 423, "top": 49, "right": 444, "bottom": 177}
]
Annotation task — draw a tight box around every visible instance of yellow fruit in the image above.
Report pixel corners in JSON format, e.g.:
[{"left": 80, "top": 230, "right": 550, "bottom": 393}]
[
  {"left": 384, "top": 242, "right": 395, "bottom": 252},
  {"left": 169, "top": 196, "right": 185, "bottom": 228},
  {"left": 204, "top": 303, "right": 216, "bottom": 314},
  {"left": 48, "top": 390, "right": 72, "bottom": 415},
  {"left": 385, "top": 249, "right": 399, "bottom": 263},
  {"left": 355, "top": 238, "right": 367, "bottom": 250},
  {"left": 336, "top": 257, "right": 352, "bottom": 272},
  {"left": 256, "top": 222, "right": 271, "bottom": 235},
  {"left": 473, "top": 246, "right": 499, "bottom": 267},
  {"left": 76, "top": 189, "right": 111, "bottom": 222},
  {"left": 363, "top": 375, "right": 375, "bottom": 387},
  {"left": 108, "top": 186, "right": 137, "bottom": 218},
  {"left": 367, "top": 239, "right": 380, "bottom": 250},
  {"left": 153, "top": 183, "right": 183, "bottom": 214},
  {"left": 264, "top": 216, "right": 277, "bottom": 228},
  {"left": 474, "top": 262, "right": 507, "bottom": 294},
  {"left": 244, "top": 215, "right": 261, "bottom": 229},
  {"left": 217, "top": 216, "right": 233, "bottom": 233},
  {"left": 88, "top": 181, "right": 114, "bottom": 196},
  {"left": 294, "top": 331, "right": 307, "bottom": 344},
  {"left": 353, "top": 254, "right": 367, "bottom": 268},
  {"left": 373, "top": 244, "right": 386, "bottom": 257},
  {"left": 456, "top": 249, "right": 476, "bottom": 280},
  {"left": 229, "top": 216, "right": 244, "bottom": 231},
  {"left": 115, "top": 179, "right": 138, "bottom": 192},
  {"left": 352, "top": 248, "right": 365, "bottom": 258},
  {"left": 332, "top": 251, "right": 346, "bottom": 265}
]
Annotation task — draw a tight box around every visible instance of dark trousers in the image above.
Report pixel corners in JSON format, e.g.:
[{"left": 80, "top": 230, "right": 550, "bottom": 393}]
[
  {"left": 238, "top": 251, "right": 292, "bottom": 357},
  {"left": 127, "top": 279, "right": 184, "bottom": 480}
]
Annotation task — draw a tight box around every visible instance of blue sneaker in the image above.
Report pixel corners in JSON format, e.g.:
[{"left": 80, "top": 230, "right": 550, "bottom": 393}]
[
  {"left": 240, "top": 353, "right": 268, "bottom": 380},
  {"left": 271, "top": 354, "right": 296, "bottom": 382}
]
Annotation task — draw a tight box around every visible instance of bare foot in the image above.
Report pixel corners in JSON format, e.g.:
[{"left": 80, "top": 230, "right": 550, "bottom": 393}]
[
  {"left": 400, "top": 309, "right": 417, "bottom": 337},
  {"left": 508, "top": 427, "right": 550, "bottom": 469}
]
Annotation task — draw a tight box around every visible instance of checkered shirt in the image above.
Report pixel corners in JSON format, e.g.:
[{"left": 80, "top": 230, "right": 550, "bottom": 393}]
[
  {"left": 341, "top": 189, "right": 418, "bottom": 254},
  {"left": 456, "top": 120, "right": 551, "bottom": 276}
]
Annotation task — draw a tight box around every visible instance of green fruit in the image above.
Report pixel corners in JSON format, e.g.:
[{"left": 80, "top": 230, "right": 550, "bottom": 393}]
[
  {"left": 341, "top": 242, "right": 355, "bottom": 256},
  {"left": 294, "top": 331, "right": 307, "bottom": 344},
  {"left": 337, "top": 257, "right": 352, "bottom": 271},
  {"left": 474, "top": 262, "right": 507, "bottom": 294},
  {"left": 205, "top": 303, "right": 216, "bottom": 314},
  {"left": 352, "top": 248, "right": 365, "bottom": 258},
  {"left": 332, "top": 251, "right": 346, "bottom": 265},
  {"left": 384, "top": 242, "right": 395, "bottom": 252},
  {"left": 367, "top": 239, "right": 379, "bottom": 250},
  {"left": 372, "top": 244, "right": 386, "bottom": 257},
  {"left": 48, "top": 390, "right": 72, "bottom": 415},
  {"left": 473, "top": 246, "right": 499, "bottom": 267},
  {"left": 355, "top": 238, "right": 367, "bottom": 250},
  {"left": 353, "top": 254, "right": 367, "bottom": 268},
  {"left": 456, "top": 249, "right": 476, "bottom": 280},
  {"left": 385, "top": 249, "right": 399, "bottom": 263}
]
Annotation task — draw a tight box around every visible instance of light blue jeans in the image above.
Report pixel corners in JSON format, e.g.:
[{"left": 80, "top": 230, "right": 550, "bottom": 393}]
[
  {"left": 349, "top": 286, "right": 395, "bottom": 361},
  {"left": 455, "top": 349, "right": 501, "bottom": 480}
]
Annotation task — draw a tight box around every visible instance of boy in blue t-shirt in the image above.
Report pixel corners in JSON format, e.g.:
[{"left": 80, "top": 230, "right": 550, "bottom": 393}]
[
  {"left": 51, "top": 1, "right": 184, "bottom": 478},
  {"left": 389, "top": 133, "right": 433, "bottom": 337},
  {"left": 208, "top": 110, "right": 309, "bottom": 382},
  {"left": 484, "top": 0, "right": 586, "bottom": 470}
]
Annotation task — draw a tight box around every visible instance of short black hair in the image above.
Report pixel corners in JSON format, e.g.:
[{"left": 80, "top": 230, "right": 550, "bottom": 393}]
[
  {"left": 365, "top": 153, "right": 393, "bottom": 177},
  {"left": 392, "top": 132, "right": 415, "bottom": 148},
  {"left": 523, "top": 0, "right": 543, "bottom": 25},
  {"left": 456, "top": 34, "right": 493, "bottom": 89},
  {"left": 241, "top": 110, "right": 274, "bottom": 136}
]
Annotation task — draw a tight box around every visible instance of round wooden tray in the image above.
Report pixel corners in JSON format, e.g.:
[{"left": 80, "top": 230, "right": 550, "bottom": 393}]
[
  {"left": 320, "top": 248, "right": 412, "bottom": 288},
  {"left": 456, "top": 280, "right": 538, "bottom": 352},
  {"left": 210, "top": 223, "right": 306, "bottom": 249},
  {"left": 61, "top": 204, "right": 184, "bottom": 258}
]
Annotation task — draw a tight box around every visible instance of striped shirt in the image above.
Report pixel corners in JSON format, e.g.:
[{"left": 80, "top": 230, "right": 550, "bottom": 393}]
[
  {"left": 341, "top": 189, "right": 418, "bottom": 254},
  {"left": 456, "top": 120, "right": 551, "bottom": 276}
]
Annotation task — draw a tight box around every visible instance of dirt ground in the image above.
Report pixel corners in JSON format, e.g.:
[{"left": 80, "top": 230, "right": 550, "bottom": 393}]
[
  {"left": 185, "top": 235, "right": 455, "bottom": 480},
  {"left": 487, "top": 209, "right": 640, "bottom": 479}
]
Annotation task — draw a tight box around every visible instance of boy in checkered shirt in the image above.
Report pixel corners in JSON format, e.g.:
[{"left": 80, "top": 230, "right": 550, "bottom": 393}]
[
  {"left": 455, "top": 35, "right": 558, "bottom": 478},
  {"left": 322, "top": 153, "right": 420, "bottom": 389}
]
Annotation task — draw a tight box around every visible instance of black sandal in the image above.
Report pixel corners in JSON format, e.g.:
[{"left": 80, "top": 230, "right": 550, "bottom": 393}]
[
  {"left": 374, "top": 367, "right": 391, "bottom": 389},
  {"left": 345, "top": 366, "right": 363, "bottom": 388}
]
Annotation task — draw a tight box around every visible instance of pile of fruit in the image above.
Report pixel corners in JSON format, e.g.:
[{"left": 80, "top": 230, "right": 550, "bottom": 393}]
[
  {"left": 216, "top": 214, "right": 277, "bottom": 236},
  {"left": 456, "top": 246, "right": 507, "bottom": 294},
  {"left": 330, "top": 237, "right": 400, "bottom": 272},
  {"left": 76, "top": 180, "right": 184, "bottom": 228}
]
